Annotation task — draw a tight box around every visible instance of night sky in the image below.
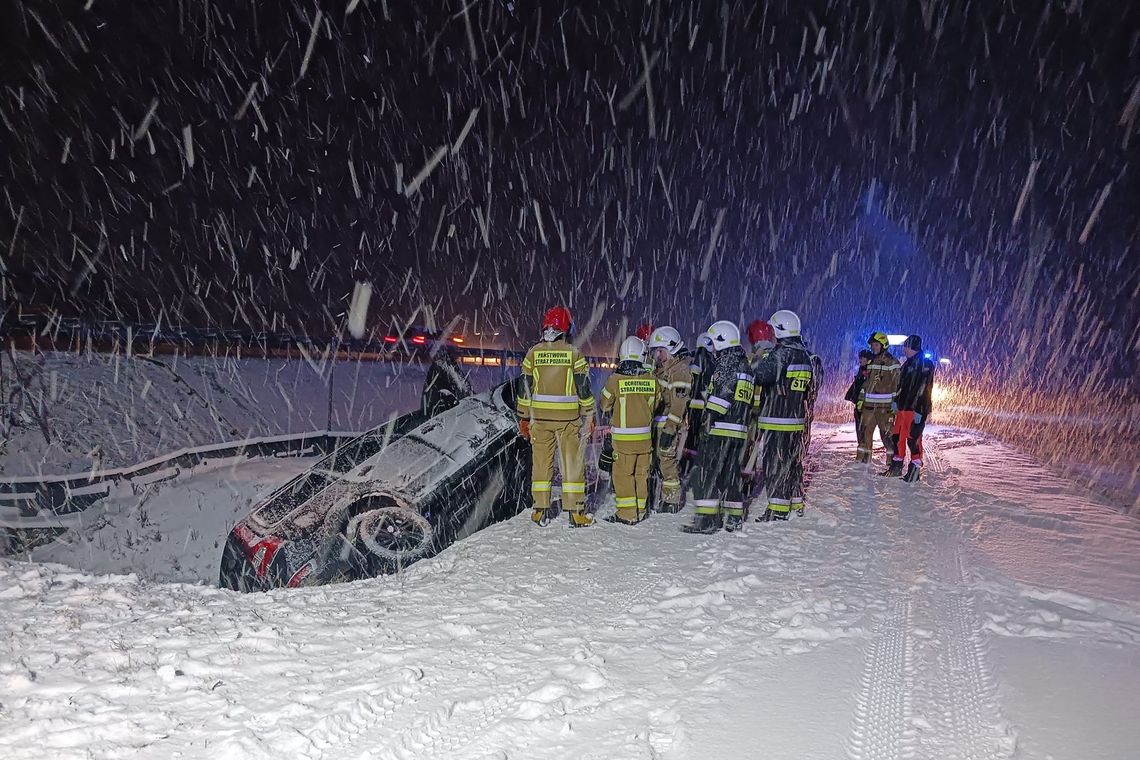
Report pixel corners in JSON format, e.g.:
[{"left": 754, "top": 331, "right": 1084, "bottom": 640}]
[{"left": 2, "top": 0, "right": 1136, "bottom": 376}]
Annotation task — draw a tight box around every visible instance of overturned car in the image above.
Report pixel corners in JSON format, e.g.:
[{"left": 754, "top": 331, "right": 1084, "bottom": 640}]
[{"left": 218, "top": 380, "right": 532, "bottom": 591}]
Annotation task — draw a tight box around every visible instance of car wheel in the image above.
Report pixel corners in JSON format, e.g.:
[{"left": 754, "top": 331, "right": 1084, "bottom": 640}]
[{"left": 349, "top": 506, "right": 434, "bottom": 569}]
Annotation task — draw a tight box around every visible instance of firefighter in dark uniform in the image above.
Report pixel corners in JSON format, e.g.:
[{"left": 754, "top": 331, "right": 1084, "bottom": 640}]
[
  {"left": 683, "top": 321, "right": 754, "bottom": 534},
  {"left": 681, "top": 332, "right": 715, "bottom": 478},
  {"left": 884, "top": 334, "right": 935, "bottom": 481},
  {"left": 752, "top": 309, "right": 815, "bottom": 521}
]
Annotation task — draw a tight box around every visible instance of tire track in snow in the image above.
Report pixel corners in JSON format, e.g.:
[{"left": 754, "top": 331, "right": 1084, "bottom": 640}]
[
  {"left": 297, "top": 667, "right": 427, "bottom": 760},
  {"left": 845, "top": 594, "right": 914, "bottom": 760},
  {"left": 846, "top": 447, "right": 1015, "bottom": 760},
  {"left": 910, "top": 539, "right": 1016, "bottom": 759},
  {"left": 295, "top": 558, "right": 665, "bottom": 759}
]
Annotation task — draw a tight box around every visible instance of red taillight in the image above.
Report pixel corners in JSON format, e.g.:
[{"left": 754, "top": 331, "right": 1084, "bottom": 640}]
[
  {"left": 383, "top": 335, "right": 398, "bottom": 344},
  {"left": 287, "top": 562, "right": 314, "bottom": 587},
  {"left": 412, "top": 335, "right": 426, "bottom": 345},
  {"left": 451, "top": 336, "right": 465, "bottom": 344}
]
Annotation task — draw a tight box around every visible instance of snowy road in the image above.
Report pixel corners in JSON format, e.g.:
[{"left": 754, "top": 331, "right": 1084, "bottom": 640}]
[{"left": 2, "top": 425, "right": 1139, "bottom": 759}]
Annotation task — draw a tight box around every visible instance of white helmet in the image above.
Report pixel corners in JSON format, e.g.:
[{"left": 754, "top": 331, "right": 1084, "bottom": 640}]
[
  {"left": 648, "top": 326, "right": 684, "bottom": 355},
  {"left": 698, "top": 333, "right": 714, "bottom": 351},
  {"left": 769, "top": 309, "right": 801, "bottom": 339},
  {"left": 707, "top": 320, "right": 741, "bottom": 351},
  {"left": 619, "top": 336, "right": 647, "bottom": 364}
]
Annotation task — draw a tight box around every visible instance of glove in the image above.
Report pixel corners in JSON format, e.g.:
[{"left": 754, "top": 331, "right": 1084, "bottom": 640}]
[
  {"left": 583, "top": 417, "right": 596, "bottom": 436},
  {"left": 658, "top": 431, "right": 676, "bottom": 451},
  {"left": 913, "top": 413, "right": 923, "bottom": 424},
  {"left": 518, "top": 419, "right": 530, "bottom": 440},
  {"left": 598, "top": 437, "right": 614, "bottom": 473}
]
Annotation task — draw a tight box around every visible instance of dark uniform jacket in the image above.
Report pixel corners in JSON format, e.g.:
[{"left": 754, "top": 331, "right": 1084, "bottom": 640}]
[
  {"left": 751, "top": 336, "right": 814, "bottom": 432},
  {"left": 844, "top": 367, "right": 870, "bottom": 409},
  {"left": 701, "top": 346, "right": 755, "bottom": 441},
  {"left": 896, "top": 354, "right": 935, "bottom": 416}
]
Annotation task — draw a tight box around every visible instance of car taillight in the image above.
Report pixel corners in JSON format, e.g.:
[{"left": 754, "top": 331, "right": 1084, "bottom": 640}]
[
  {"left": 412, "top": 335, "right": 426, "bottom": 345},
  {"left": 250, "top": 537, "right": 283, "bottom": 578},
  {"left": 383, "top": 335, "right": 398, "bottom": 344},
  {"left": 451, "top": 336, "right": 465, "bottom": 344},
  {"left": 287, "top": 562, "right": 314, "bottom": 587}
]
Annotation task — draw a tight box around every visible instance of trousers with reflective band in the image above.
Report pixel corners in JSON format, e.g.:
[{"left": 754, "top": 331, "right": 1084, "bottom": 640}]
[
  {"left": 763, "top": 429, "right": 804, "bottom": 513},
  {"left": 528, "top": 418, "right": 586, "bottom": 512},
  {"left": 691, "top": 434, "right": 746, "bottom": 515}
]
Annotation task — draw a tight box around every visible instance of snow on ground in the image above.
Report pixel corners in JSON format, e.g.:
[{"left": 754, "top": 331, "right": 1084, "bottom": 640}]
[{"left": 2, "top": 425, "right": 1139, "bottom": 759}]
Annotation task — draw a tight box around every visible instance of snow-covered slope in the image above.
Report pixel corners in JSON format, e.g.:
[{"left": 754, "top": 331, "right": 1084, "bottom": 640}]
[
  {"left": 2, "top": 425, "right": 1138, "bottom": 760},
  {"left": 1, "top": 351, "right": 508, "bottom": 476}
]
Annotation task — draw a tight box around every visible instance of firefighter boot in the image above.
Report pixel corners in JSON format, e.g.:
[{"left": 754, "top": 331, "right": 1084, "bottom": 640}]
[
  {"left": 723, "top": 514, "right": 744, "bottom": 532},
  {"left": 757, "top": 508, "right": 790, "bottom": 522},
  {"left": 568, "top": 511, "right": 594, "bottom": 528},
  {"left": 681, "top": 513, "right": 722, "bottom": 534},
  {"left": 604, "top": 508, "right": 643, "bottom": 525},
  {"left": 903, "top": 462, "right": 921, "bottom": 482},
  {"left": 880, "top": 460, "right": 904, "bottom": 477}
]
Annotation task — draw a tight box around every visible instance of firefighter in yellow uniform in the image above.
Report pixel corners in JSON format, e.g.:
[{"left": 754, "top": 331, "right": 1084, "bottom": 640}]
[
  {"left": 647, "top": 326, "right": 692, "bottom": 512},
  {"left": 599, "top": 336, "right": 660, "bottom": 525},
  {"left": 516, "top": 306, "right": 596, "bottom": 527}
]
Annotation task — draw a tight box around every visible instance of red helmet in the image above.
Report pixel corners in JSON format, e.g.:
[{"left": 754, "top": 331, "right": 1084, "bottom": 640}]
[
  {"left": 542, "top": 306, "right": 572, "bottom": 334},
  {"left": 635, "top": 323, "right": 654, "bottom": 342},
  {"left": 747, "top": 319, "right": 776, "bottom": 346}
]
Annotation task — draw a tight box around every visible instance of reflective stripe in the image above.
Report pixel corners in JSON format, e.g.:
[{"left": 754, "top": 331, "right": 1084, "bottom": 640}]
[
  {"left": 601, "top": 387, "right": 613, "bottom": 399},
  {"left": 869, "top": 363, "right": 899, "bottom": 371},
  {"left": 723, "top": 501, "right": 744, "bottom": 516},
  {"left": 756, "top": 416, "right": 805, "bottom": 431},
  {"left": 612, "top": 425, "right": 652, "bottom": 436},
  {"left": 516, "top": 397, "right": 531, "bottom": 407},
  {"left": 767, "top": 498, "right": 791, "bottom": 513},
  {"left": 790, "top": 497, "right": 804, "bottom": 505},
  {"left": 562, "top": 482, "right": 586, "bottom": 494},
  {"left": 689, "top": 399, "right": 706, "bottom": 409},
  {"left": 636, "top": 498, "right": 647, "bottom": 508},
  {"left": 707, "top": 395, "right": 731, "bottom": 409},
  {"left": 662, "top": 479, "right": 681, "bottom": 488},
  {"left": 615, "top": 496, "right": 638, "bottom": 507},
  {"left": 911, "top": 459, "right": 923, "bottom": 467},
  {"left": 712, "top": 422, "right": 748, "bottom": 432},
  {"left": 693, "top": 498, "right": 721, "bottom": 515},
  {"left": 653, "top": 415, "right": 669, "bottom": 424},
  {"left": 736, "top": 372, "right": 753, "bottom": 381},
  {"left": 534, "top": 393, "right": 578, "bottom": 403},
  {"left": 667, "top": 414, "right": 683, "bottom": 424},
  {"left": 532, "top": 481, "right": 552, "bottom": 492},
  {"left": 711, "top": 427, "right": 749, "bottom": 439},
  {"left": 668, "top": 381, "right": 692, "bottom": 390},
  {"left": 787, "top": 364, "right": 813, "bottom": 372}
]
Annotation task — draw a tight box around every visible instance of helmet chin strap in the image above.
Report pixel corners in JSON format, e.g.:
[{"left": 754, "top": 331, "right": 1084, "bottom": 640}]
[{"left": 542, "top": 327, "right": 562, "bottom": 342}]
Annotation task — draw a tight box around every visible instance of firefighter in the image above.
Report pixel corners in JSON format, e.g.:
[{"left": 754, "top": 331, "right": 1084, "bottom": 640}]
[
  {"left": 741, "top": 319, "right": 775, "bottom": 497},
  {"left": 857, "top": 331, "right": 900, "bottom": 464},
  {"left": 746, "top": 319, "right": 776, "bottom": 363},
  {"left": 599, "top": 336, "right": 660, "bottom": 524},
  {"left": 516, "top": 306, "right": 596, "bottom": 527},
  {"left": 752, "top": 310, "right": 815, "bottom": 521},
  {"left": 683, "top": 321, "right": 754, "bottom": 534},
  {"left": 884, "top": 335, "right": 935, "bottom": 481},
  {"left": 844, "top": 350, "right": 874, "bottom": 449},
  {"left": 682, "top": 332, "right": 715, "bottom": 477},
  {"left": 646, "top": 326, "right": 692, "bottom": 512}
]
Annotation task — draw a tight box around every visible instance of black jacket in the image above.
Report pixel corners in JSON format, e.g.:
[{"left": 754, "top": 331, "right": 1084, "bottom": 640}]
[
  {"left": 752, "top": 336, "right": 815, "bottom": 430},
  {"left": 844, "top": 368, "right": 869, "bottom": 405},
  {"left": 896, "top": 353, "right": 935, "bottom": 415}
]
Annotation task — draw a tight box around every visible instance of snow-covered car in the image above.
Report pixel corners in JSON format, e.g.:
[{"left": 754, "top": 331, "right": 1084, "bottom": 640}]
[{"left": 218, "top": 381, "right": 532, "bottom": 591}]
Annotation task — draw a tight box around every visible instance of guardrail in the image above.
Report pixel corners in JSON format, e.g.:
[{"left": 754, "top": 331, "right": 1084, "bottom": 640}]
[{"left": 0, "top": 430, "right": 362, "bottom": 532}]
